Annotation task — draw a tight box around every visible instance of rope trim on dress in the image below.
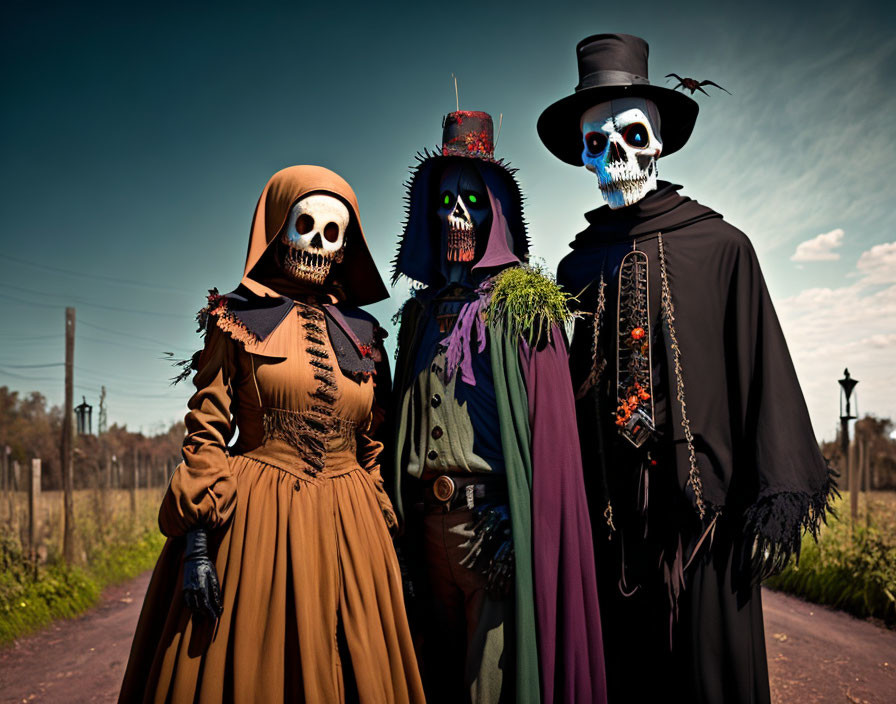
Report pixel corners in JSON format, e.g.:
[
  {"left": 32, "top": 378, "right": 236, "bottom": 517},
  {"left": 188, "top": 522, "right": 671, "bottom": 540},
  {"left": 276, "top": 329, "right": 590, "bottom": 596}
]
[{"left": 259, "top": 304, "right": 349, "bottom": 476}]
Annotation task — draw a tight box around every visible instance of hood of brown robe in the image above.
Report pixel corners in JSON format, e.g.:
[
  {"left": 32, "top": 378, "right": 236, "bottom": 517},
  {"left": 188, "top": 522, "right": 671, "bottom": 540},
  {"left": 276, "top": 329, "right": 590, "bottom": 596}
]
[{"left": 243, "top": 165, "right": 389, "bottom": 307}]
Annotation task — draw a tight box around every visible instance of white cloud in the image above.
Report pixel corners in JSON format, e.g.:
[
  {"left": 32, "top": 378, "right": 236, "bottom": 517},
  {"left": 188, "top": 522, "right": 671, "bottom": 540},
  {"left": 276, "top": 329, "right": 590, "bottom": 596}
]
[
  {"left": 777, "top": 240, "right": 896, "bottom": 440},
  {"left": 856, "top": 241, "right": 896, "bottom": 285},
  {"left": 790, "top": 228, "right": 844, "bottom": 262}
]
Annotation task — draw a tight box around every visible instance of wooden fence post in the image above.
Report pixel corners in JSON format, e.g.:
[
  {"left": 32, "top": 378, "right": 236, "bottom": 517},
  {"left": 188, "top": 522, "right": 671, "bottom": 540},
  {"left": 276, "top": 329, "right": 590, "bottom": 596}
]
[
  {"left": 857, "top": 439, "right": 865, "bottom": 512},
  {"left": 2, "top": 446, "right": 8, "bottom": 526},
  {"left": 849, "top": 440, "right": 859, "bottom": 521},
  {"left": 862, "top": 438, "right": 871, "bottom": 494},
  {"left": 1, "top": 446, "right": 7, "bottom": 523},
  {"left": 9, "top": 459, "right": 19, "bottom": 528},
  {"left": 29, "top": 459, "right": 41, "bottom": 558},
  {"left": 130, "top": 446, "right": 138, "bottom": 515}
]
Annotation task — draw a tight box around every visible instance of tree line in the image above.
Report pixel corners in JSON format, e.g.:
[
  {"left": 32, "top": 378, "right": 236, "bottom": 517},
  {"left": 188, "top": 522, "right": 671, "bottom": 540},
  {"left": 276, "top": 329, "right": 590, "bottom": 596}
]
[
  {"left": 1, "top": 386, "right": 185, "bottom": 493},
  {"left": 3, "top": 384, "right": 895, "bottom": 495}
]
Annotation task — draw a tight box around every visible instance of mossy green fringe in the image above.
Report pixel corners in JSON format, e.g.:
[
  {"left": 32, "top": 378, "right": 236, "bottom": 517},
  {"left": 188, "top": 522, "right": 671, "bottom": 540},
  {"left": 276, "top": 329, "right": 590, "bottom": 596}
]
[{"left": 485, "top": 264, "right": 575, "bottom": 345}]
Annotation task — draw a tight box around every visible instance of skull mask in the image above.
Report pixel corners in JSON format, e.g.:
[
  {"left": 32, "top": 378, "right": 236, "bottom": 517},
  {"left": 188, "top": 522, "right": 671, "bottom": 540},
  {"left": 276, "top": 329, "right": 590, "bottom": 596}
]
[
  {"left": 437, "top": 163, "right": 490, "bottom": 263},
  {"left": 278, "top": 194, "right": 349, "bottom": 286},
  {"left": 581, "top": 97, "right": 662, "bottom": 209}
]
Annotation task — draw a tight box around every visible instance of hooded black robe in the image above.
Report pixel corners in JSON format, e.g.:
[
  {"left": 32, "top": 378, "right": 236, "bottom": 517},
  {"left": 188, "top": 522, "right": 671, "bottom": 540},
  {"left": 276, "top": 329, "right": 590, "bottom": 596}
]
[{"left": 557, "top": 182, "right": 835, "bottom": 704}]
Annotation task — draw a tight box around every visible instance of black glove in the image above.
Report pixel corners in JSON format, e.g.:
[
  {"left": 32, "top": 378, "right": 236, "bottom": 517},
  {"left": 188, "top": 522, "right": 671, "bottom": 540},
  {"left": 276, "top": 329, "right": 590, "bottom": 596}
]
[
  {"left": 460, "top": 503, "right": 515, "bottom": 599},
  {"left": 182, "top": 527, "right": 222, "bottom": 619}
]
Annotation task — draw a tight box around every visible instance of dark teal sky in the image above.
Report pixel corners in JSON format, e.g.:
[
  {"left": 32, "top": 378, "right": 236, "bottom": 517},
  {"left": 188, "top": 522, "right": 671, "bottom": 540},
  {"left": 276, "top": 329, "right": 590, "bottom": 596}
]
[{"left": 2, "top": 0, "right": 894, "bottom": 437}]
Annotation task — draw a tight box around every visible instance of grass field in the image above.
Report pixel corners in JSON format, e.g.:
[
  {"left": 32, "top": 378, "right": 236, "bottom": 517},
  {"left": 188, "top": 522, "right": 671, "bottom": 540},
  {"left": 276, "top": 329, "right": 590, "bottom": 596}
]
[
  {"left": 0, "top": 488, "right": 167, "bottom": 645},
  {"left": 766, "top": 490, "right": 896, "bottom": 627},
  {"left": 2, "top": 487, "right": 894, "bottom": 646}
]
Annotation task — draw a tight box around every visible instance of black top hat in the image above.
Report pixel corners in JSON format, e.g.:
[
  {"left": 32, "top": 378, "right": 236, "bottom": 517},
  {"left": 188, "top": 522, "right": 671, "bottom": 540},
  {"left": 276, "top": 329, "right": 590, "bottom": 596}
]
[{"left": 537, "top": 33, "right": 698, "bottom": 165}]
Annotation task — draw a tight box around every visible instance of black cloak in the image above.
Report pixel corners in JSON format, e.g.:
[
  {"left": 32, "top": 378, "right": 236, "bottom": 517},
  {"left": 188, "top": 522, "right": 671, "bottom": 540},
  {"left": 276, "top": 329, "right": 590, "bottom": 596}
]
[{"left": 557, "top": 181, "right": 836, "bottom": 704}]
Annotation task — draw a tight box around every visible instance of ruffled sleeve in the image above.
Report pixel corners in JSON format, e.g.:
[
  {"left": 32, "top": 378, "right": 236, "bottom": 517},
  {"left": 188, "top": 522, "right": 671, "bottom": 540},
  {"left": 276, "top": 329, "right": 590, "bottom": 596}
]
[
  {"left": 356, "top": 332, "right": 398, "bottom": 535},
  {"left": 159, "top": 322, "right": 239, "bottom": 537}
]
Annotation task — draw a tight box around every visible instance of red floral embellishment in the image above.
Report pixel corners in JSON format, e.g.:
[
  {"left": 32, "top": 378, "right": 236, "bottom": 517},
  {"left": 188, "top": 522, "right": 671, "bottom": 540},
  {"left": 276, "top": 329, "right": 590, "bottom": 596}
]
[
  {"left": 615, "top": 381, "right": 651, "bottom": 426},
  {"left": 464, "top": 130, "right": 493, "bottom": 156},
  {"left": 630, "top": 327, "right": 645, "bottom": 340},
  {"left": 359, "top": 344, "right": 373, "bottom": 358}
]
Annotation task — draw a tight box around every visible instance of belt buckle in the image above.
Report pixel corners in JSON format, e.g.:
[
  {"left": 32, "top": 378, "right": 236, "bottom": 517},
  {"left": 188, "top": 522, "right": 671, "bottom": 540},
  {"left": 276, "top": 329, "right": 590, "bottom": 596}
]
[{"left": 433, "top": 475, "right": 456, "bottom": 503}]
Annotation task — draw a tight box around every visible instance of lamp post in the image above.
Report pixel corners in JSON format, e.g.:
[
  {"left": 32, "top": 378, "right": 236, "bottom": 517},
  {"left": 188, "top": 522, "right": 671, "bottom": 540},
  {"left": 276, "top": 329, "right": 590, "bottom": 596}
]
[
  {"left": 838, "top": 368, "right": 858, "bottom": 519},
  {"left": 74, "top": 396, "right": 93, "bottom": 436}
]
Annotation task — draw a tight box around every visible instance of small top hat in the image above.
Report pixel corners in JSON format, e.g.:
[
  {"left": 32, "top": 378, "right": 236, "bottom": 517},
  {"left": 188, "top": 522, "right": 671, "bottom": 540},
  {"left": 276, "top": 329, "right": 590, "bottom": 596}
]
[
  {"left": 441, "top": 110, "right": 495, "bottom": 159},
  {"left": 537, "top": 33, "right": 698, "bottom": 165},
  {"left": 392, "top": 109, "right": 529, "bottom": 286}
]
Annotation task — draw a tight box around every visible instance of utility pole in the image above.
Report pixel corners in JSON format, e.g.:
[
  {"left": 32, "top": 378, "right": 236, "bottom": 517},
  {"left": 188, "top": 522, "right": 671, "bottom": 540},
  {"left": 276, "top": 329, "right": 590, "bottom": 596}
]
[{"left": 62, "top": 307, "right": 76, "bottom": 563}]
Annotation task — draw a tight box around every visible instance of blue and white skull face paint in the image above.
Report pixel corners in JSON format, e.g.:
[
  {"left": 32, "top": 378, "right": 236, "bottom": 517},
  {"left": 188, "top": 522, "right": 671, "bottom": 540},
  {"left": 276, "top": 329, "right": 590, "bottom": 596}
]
[
  {"left": 581, "top": 97, "right": 662, "bottom": 209},
  {"left": 279, "top": 194, "right": 350, "bottom": 286}
]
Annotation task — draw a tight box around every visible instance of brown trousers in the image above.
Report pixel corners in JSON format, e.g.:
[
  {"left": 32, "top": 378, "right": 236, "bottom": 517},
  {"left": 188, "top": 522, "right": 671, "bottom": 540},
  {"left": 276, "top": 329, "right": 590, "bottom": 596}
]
[{"left": 419, "top": 506, "right": 515, "bottom": 704}]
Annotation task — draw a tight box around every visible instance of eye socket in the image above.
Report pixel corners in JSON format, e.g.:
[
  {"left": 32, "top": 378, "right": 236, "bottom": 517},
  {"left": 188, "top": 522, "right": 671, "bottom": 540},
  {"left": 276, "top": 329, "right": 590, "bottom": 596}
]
[
  {"left": 622, "top": 123, "right": 650, "bottom": 148},
  {"left": 323, "top": 222, "right": 340, "bottom": 243},
  {"left": 296, "top": 213, "right": 314, "bottom": 235},
  {"left": 584, "top": 131, "right": 608, "bottom": 155},
  {"left": 440, "top": 191, "right": 453, "bottom": 207},
  {"left": 463, "top": 191, "right": 483, "bottom": 206}
]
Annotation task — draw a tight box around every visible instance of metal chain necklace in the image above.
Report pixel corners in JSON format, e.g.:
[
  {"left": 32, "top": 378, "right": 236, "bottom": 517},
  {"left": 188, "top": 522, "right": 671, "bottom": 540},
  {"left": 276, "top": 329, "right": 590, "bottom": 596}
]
[
  {"left": 575, "top": 273, "right": 607, "bottom": 400},
  {"left": 657, "top": 232, "right": 707, "bottom": 519}
]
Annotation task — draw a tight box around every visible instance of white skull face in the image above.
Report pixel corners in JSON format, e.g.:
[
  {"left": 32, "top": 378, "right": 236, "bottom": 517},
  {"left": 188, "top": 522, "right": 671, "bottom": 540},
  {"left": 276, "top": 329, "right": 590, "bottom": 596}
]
[
  {"left": 279, "top": 194, "right": 349, "bottom": 285},
  {"left": 581, "top": 97, "right": 662, "bottom": 209},
  {"left": 437, "top": 164, "right": 490, "bottom": 263}
]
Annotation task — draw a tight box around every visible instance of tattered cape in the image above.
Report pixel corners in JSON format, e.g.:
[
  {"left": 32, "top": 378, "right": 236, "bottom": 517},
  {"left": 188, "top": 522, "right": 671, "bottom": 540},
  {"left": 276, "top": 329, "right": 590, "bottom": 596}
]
[
  {"left": 392, "top": 280, "right": 606, "bottom": 704},
  {"left": 558, "top": 181, "right": 836, "bottom": 575},
  {"left": 174, "top": 285, "right": 383, "bottom": 388}
]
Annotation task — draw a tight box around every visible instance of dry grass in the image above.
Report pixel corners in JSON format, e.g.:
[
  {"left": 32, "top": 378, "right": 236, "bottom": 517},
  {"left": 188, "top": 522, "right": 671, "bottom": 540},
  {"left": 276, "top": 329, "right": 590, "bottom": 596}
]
[
  {"left": 766, "top": 490, "right": 896, "bottom": 627},
  {"left": 0, "top": 488, "right": 166, "bottom": 645},
  {"left": 1, "top": 488, "right": 163, "bottom": 559}
]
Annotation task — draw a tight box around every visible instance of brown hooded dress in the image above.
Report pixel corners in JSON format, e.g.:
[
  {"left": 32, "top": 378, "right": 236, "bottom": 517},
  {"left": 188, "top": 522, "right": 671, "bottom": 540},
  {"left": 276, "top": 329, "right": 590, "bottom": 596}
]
[{"left": 119, "top": 166, "right": 425, "bottom": 703}]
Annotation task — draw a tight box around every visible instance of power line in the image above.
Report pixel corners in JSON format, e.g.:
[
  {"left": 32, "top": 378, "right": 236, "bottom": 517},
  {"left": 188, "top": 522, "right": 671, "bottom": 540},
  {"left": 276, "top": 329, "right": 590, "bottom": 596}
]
[
  {"left": 0, "top": 362, "right": 64, "bottom": 368},
  {"left": 0, "top": 252, "right": 195, "bottom": 295},
  {"left": 75, "top": 365, "right": 174, "bottom": 387},
  {"left": 0, "top": 292, "right": 64, "bottom": 310},
  {"left": 0, "top": 371, "right": 185, "bottom": 401},
  {"left": 78, "top": 318, "right": 194, "bottom": 351},
  {"left": 0, "top": 334, "right": 62, "bottom": 343},
  {"left": 0, "top": 367, "right": 63, "bottom": 382},
  {"left": 0, "top": 282, "right": 186, "bottom": 319},
  {"left": 77, "top": 334, "right": 192, "bottom": 354}
]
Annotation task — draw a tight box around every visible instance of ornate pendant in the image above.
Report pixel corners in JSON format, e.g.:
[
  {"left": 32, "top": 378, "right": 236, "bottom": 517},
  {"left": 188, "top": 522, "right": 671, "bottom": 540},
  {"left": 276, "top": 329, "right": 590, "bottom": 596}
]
[{"left": 615, "top": 245, "right": 656, "bottom": 447}]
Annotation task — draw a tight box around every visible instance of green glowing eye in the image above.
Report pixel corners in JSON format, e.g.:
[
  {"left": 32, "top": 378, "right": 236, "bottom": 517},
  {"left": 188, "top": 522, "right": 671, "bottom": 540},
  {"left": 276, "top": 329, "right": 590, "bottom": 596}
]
[
  {"left": 443, "top": 194, "right": 450, "bottom": 205},
  {"left": 468, "top": 194, "right": 477, "bottom": 204}
]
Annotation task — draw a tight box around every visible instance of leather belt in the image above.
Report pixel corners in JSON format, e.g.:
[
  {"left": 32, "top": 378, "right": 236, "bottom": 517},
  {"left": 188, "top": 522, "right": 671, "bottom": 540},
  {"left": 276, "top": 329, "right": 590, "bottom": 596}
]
[{"left": 422, "top": 474, "right": 507, "bottom": 512}]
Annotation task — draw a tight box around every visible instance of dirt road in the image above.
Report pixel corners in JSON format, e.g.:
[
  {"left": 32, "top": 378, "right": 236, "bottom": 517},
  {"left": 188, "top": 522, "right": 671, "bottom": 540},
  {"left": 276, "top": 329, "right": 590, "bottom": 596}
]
[
  {"left": 1, "top": 575, "right": 894, "bottom": 703},
  {"left": 764, "top": 589, "right": 896, "bottom": 704},
  {"left": 0, "top": 572, "right": 151, "bottom": 704}
]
